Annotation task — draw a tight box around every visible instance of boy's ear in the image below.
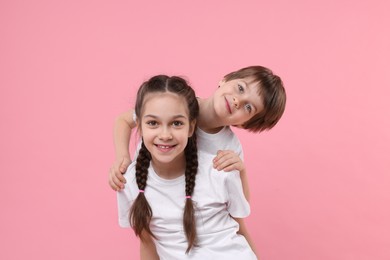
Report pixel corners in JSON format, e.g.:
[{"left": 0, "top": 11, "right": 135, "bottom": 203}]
[
  {"left": 218, "top": 79, "right": 226, "bottom": 87},
  {"left": 188, "top": 120, "right": 196, "bottom": 137}
]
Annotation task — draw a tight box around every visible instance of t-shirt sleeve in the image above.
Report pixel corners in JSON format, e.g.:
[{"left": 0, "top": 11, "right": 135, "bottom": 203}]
[
  {"left": 225, "top": 171, "right": 250, "bottom": 218},
  {"left": 116, "top": 166, "right": 137, "bottom": 228},
  {"left": 231, "top": 131, "right": 244, "bottom": 161},
  {"left": 237, "top": 143, "right": 244, "bottom": 161}
]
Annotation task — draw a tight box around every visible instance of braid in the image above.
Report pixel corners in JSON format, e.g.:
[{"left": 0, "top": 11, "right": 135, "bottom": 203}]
[
  {"left": 129, "top": 142, "right": 155, "bottom": 240},
  {"left": 183, "top": 134, "right": 198, "bottom": 253},
  {"left": 135, "top": 142, "right": 151, "bottom": 190}
]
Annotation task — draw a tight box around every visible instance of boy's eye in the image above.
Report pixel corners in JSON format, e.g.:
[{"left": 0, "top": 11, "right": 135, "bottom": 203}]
[
  {"left": 245, "top": 104, "right": 252, "bottom": 112},
  {"left": 172, "top": 121, "right": 184, "bottom": 127},
  {"left": 238, "top": 84, "right": 244, "bottom": 93}
]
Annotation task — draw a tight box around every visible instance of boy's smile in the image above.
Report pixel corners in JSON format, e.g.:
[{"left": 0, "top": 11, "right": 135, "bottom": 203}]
[{"left": 225, "top": 97, "right": 232, "bottom": 114}]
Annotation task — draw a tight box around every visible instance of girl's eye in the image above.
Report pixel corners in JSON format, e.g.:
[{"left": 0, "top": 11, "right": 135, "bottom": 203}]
[
  {"left": 238, "top": 84, "right": 244, "bottom": 93},
  {"left": 245, "top": 104, "right": 252, "bottom": 113},
  {"left": 146, "top": 120, "right": 158, "bottom": 126},
  {"left": 172, "top": 121, "right": 184, "bottom": 127}
]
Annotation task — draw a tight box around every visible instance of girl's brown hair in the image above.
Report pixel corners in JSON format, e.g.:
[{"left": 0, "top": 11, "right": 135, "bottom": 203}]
[{"left": 129, "top": 75, "right": 199, "bottom": 253}]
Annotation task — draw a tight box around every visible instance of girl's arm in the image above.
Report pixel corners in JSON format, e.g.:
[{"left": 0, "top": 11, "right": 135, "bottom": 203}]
[
  {"left": 213, "top": 150, "right": 250, "bottom": 201},
  {"left": 233, "top": 217, "right": 258, "bottom": 259},
  {"left": 140, "top": 233, "right": 159, "bottom": 260},
  {"left": 108, "top": 109, "right": 137, "bottom": 191}
]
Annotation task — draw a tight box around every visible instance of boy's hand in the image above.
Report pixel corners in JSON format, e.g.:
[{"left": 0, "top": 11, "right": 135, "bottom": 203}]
[
  {"left": 108, "top": 157, "right": 131, "bottom": 191},
  {"left": 213, "top": 150, "right": 244, "bottom": 172}
]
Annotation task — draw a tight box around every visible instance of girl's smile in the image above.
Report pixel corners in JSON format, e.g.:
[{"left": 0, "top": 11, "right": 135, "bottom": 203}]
[{"left": 154, "top": 144, "right": 177, "bottom": 153}]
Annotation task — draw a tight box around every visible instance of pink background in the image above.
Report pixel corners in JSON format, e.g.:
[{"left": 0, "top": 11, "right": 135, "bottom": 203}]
[{"left": 1, "top": 1, "right": 389, "bottom": 259}]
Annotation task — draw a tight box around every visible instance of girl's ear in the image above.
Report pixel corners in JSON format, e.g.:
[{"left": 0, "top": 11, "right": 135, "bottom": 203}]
[
  {"left": 188, "top": 120, "right": 196, "bottom": 137},
  {"left": 136, "top": 119, "right": 142, "bottom": 135}
]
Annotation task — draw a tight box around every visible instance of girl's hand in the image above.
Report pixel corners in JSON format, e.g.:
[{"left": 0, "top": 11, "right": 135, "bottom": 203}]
[
  {"left": 108, "top": 156, "right": 131, "bottom": 191},
  {"left": 213, "top": 150, "right": 245, "bottom": 172}
]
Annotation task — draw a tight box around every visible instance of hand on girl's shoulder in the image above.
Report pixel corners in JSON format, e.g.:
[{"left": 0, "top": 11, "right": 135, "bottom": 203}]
[{"left": 212, "top": 150, "right": 245, "bottom": 172}]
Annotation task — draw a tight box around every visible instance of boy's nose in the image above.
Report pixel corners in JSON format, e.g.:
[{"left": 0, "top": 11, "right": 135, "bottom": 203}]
[{"left": 232, "top": 97, "right": 241, "bottom": 109}]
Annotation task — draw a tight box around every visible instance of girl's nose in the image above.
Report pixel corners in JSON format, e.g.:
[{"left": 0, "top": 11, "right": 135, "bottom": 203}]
[{"left": 158, "top": 127, "right": 173, "bottom": 140}]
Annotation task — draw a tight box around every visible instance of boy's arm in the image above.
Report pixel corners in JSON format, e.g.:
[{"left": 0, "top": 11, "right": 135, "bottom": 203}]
[
  {"left": 108, "top": 109, "right": 137, "bottom": 191},
  {"left": 233, "top": 217, "right": 258, "bottom": 259},
  {"left": 140, "top": 232, "right": 159, "bottom": 260},
  {"left": 213, "top": 150, "right": 250, "bottom": 201}
]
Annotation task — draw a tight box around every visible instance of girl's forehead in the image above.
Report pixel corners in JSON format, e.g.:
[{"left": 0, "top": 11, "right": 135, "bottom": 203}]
[
  {"left": 144, "top": 91, "right": 180, "bottom": 99},
  {"left": 143, "top": 92, "right": 185, "bottom": 105},
  {"left": 142, "top": 92, "right": 189, "bottom": 113}
]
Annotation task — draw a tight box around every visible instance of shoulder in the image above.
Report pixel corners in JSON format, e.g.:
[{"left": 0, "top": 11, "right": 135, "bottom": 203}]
[
  {"left": 123, "top": 161, "right": 137, "bottom": 182},
  {"left": 197, "top": 152, "right": 239, "bottom": 182},
  {"left": 196, "top": 126, "right": 243, "bottom": 155},
  {"left": 119, "top": 161, "right": 138, "bottom": 199}
]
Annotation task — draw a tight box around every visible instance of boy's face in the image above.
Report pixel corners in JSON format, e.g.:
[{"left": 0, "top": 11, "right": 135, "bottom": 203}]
[{"left": 212, "top": 77, "right": 264, "bottom": 127}]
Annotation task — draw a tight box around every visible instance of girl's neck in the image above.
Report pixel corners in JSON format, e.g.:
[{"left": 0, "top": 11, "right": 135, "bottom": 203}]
[
  {"left": 197, "top": 97, "right": 225, "bottom": 134},
  {"left": 151, "top": 154, "right": 186, "bottom": 180}
]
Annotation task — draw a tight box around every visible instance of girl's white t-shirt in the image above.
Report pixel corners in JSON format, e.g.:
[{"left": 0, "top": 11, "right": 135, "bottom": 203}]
[{"left": 117, "top": 152, "right": 256, "bottom": 259}]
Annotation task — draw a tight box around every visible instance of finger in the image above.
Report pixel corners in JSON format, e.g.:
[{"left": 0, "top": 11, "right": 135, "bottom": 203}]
[
  {"left": 214, "top": 150, "right": 230, "bottom": 161},
  {"left": 215, "top": 158, "right": 236, "bottom": 170},
  {"left": 222, "top": 164, "right": 236, "bottom": 172},
  {"left": 213, "top": 153, "right": 230, "bottom": 168},
  {"left": 110, "top": 169, "right": 126, "bottom": 189},
  {"left": 217, "top": 158, "right": 243, "bottom": 172},
  {"left": 119, "top": 158, "right": 131, "bottom": 173},
  {"left": 114, "top": 166, "right": 127, "bottom": 183},
  {"left": 108, "top": 177, "right": 120, "bottom": 191},
  {"left": 215, "top": 154, "right": 238, "bottom": 167},
  {"left": 214, "top": 151, "right": 235, "bottom": 163}
]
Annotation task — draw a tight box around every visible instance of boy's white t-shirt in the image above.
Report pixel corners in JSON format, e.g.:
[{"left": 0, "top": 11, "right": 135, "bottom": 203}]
[
  {"left": 196, "top": 126, "right": 243, "bottom": 159},
  {"left": 117, "top": 152, "right": 256, "bottom": 259}
]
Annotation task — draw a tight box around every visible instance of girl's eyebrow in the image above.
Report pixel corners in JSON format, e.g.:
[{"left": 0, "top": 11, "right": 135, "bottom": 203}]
[{"left": 143, "top": 114, "right": 188, "bottom": 119}]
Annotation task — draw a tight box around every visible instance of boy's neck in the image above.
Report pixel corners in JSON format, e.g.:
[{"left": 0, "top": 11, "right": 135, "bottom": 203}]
[{"left": 197, "top": 97, "right": 225, "bottom": 134}]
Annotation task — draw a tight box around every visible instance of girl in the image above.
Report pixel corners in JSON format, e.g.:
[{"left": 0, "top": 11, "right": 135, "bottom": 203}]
[{"left": 117, "top": 75, "right": 257, "bottom": 259}]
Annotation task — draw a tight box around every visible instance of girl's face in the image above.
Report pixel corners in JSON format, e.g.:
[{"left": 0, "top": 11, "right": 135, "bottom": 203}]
[
  {"left": 139, "top": 92, "right": 196, "bottom": 170},
  {"left": 212, "top": 77, "right": 264, "bottom": 127}
]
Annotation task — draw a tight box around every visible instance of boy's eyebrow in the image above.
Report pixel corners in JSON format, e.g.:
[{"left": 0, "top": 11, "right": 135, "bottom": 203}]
[{"left": 238, "top": 80, "right": 248, "bottom": 87}]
